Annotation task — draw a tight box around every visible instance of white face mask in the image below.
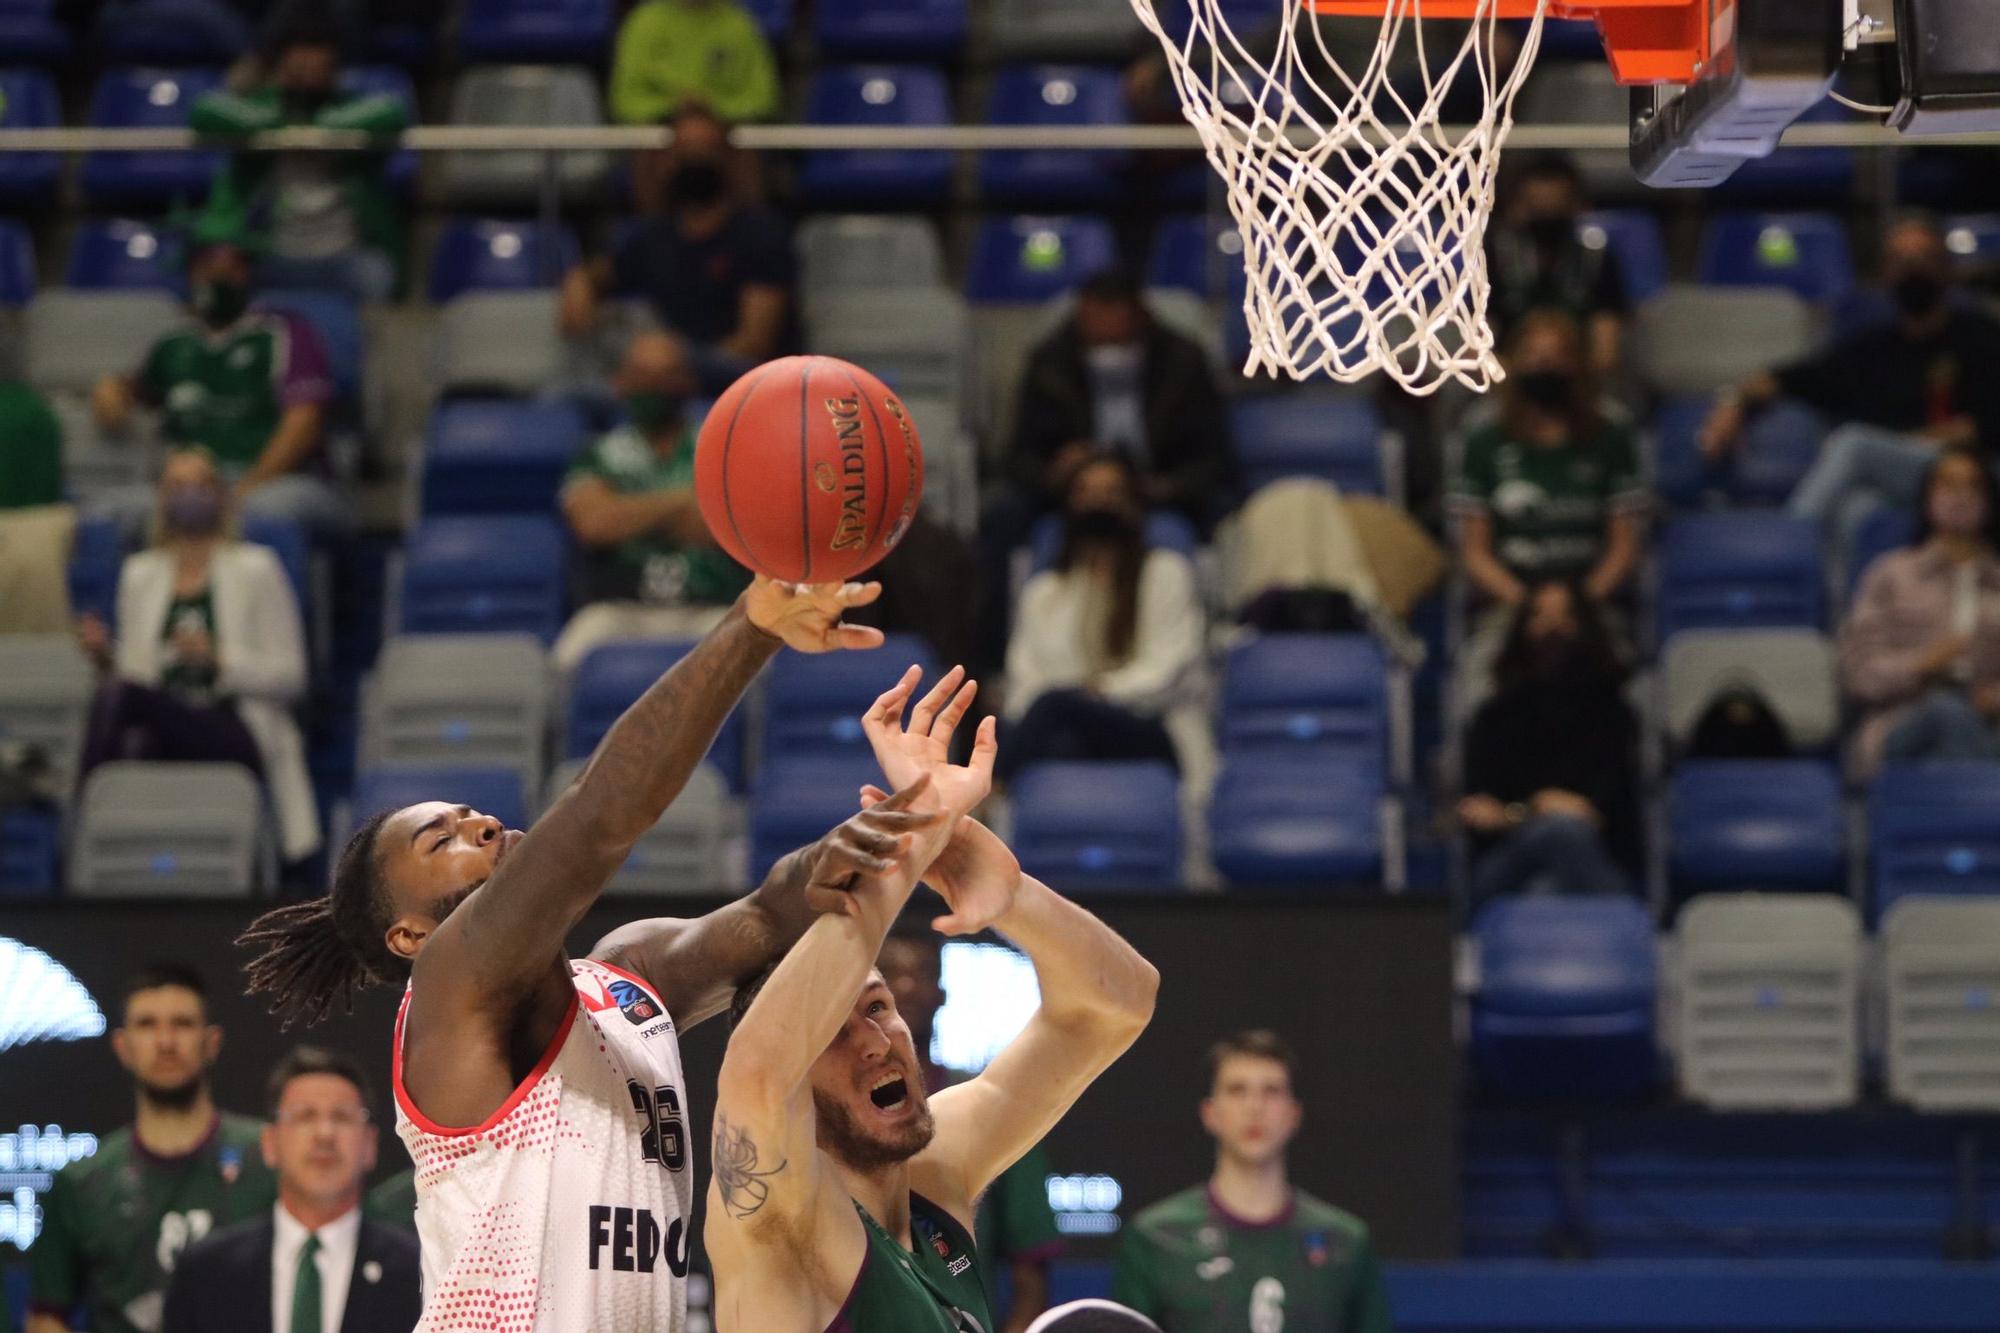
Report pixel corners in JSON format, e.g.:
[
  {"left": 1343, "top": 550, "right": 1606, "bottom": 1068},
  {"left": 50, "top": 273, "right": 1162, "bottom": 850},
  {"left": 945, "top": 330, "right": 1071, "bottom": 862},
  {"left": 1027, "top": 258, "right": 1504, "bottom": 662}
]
[{"left": 1086, "top": 342, "right": 1143, "bottom": 375}]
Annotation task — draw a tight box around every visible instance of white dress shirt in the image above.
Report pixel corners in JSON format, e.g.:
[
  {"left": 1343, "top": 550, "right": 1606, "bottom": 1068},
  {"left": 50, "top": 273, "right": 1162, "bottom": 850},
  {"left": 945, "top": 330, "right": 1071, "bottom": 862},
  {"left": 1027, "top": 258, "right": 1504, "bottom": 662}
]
[{"left": 271, "top": 1203, "right": 362, "bottom": 1333}]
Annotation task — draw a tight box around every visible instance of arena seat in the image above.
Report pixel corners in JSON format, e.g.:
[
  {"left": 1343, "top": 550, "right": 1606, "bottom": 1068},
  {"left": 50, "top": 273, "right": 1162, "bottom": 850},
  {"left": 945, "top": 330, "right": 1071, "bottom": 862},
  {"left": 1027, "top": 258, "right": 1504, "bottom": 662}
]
[
  {"left": 96, "top": 0, "right": 249, "bottom": 64},
  {"left": 1024, "top": 510, "right": 1197, "bottom": 576},
  {"left": 419, "top": 399, "right": 587, "bottom": 516},
  {"left": 799, "top": 66, "right": 953, "bottom": 208},
  {"left": 0, "top": 0, "right": 73, "bottom": 64},
  {"left": 338, "top": 65, "right": 418, "bottom": 193},
  {"left": 1884, "top": 896, "right": 2000, "bottom": 1111},
  {"left": 256, "top": 289, "right": 363, "bottom": 411},
  {"left": 1869, "top": 762, "right": 2000, "bottom": 916},
  {"left": 398, "top": 515, "right": 567, "bottom": 641},
  {"left": 1229, "top": 392, "right": 1390, "bottom": 496},
  {"left": 803, "top": 289, "right": 967, "bottom": 409},
  {"left": 1667, "top": 760, "right": 1846, "bottom": 896},
  {"left": 815, "top": 0, "right": 966, "bottom": 59},
  {"left": 967, "top": 215, "right": 1119, "bottom": 304},
  {"left": 546, "top": 756, "right": 731, "bottom": 894},
  {"left": 428, "top": 219, "right": 579, "bottom": 302},
  {"left": 1148, "top": 213, "right": 1238, "bottom": 297},
  {"left": 979, "top": 66, "right": 1128, "bottom": 206},
  {"left": 1011, "top": 760, "right": 1182, "bottom": 892},
  {"left": 442, "top": 66, "right": 610, "bottom": 208},
  {"left": 23, "top": 290, "right": 182, "bottom": 396},
  {"left": 361, "top": 633, "right": 549, "bottom": 788},
  {"left": 0, "top": 634, "right": 94, "bottom": 797},
  {"left": 739, "top": 0, "right": 791, "bottom": 38},
  {"left": 1630, "top": 285, "right": 1818, "bottom": 397},
  {"left": 1715, "top": 101, "right": 1859, "bottom": 205},
  {"left": 1846, "top": 506, "right": 1918, "bottom": 596},
  {"left": 1698, "top": 211, "right": 1856, "bottom": 306},
  {"left": 798, "top": 215, "right": 946, "bottom": 309},
  {"left": 0, "top": 220, "right": 31, "bottom": 306},
  {"left": 1656, "top": 512, "right": 1825, "bottom": 639},
  {"left": 66, "top": 514, "right": 126, "bottom": 624},
  {"left": 987, "top": 0, "right": 1141, "bottom": 60},
  {"left": 1, "top": 806, "right": 60, "bottom": 894},
  {"left": 1943, "top": 213, "right": 2000, "bottom": 265},
  {"left": 1512, "top": 61, "right": 1634, "bottom": 201},
  {"left": 239, "top": 512, "right": 312, "bottom": 633},
  {"left": 350, "top": 764, "right": 530, "bottom": 831},
  {"left": 458, "top": 0, "right": 612, "bottom": 64},
  {"left": 80, "top": 68, "right": 226, "bottom": 211},
  {"left": 565, "top": 638, "right": 747, "bottom": 791},
  {"left": 69, "top": 762, "right": 268, "bottom": 896},
  {"left": 1653, "top": 394, "right": 1827, "bottom": 511},
  {"left": 1579, "top": 209, "right": 1668, "bottom": 304},
  {"left": 0, "top": 70, "right": 60, "bottom": 208},
  {"left": 748, "top": 754, "right": 885, "bottom": 883},
  {"left": 1219, "top": 633, "right": 1394, "bottom": 772},
  {"left": 761, "top": 632, "right": 939, "bottom": 764},
  {"left": 1660, "top": 629, "right": 1840, "bottom": 758},
  {"left": 65, "top": 218, "right": 179, "bottom": 293},
  {"left": 1209, "top": 755, "right": 1385, "bottom": 888},
  {"left": 434, "top": 290, "right": 565, "bottom": 397},
  {"left": 1470, "top": 895, "right": 1658, "bottom": 1100}
]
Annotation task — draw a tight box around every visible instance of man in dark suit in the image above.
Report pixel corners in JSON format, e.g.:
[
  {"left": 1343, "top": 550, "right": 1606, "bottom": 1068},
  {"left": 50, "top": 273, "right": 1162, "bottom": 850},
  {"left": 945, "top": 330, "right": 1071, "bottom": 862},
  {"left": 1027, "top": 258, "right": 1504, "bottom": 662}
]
[{"left": 164, "top": 1046, "right": 420, "bottom": 1333}]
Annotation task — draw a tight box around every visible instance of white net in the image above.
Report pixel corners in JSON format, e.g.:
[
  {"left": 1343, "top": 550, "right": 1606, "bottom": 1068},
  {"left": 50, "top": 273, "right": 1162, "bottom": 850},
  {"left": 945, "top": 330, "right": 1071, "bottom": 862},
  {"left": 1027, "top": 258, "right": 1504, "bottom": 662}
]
[{"left": 1131, "top": 0, "right": 1551, "bottom": 394}]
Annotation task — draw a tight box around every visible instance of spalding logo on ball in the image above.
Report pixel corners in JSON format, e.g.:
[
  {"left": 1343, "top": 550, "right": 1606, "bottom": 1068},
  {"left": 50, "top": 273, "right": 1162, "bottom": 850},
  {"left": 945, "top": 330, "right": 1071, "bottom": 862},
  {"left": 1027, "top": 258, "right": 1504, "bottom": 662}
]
[{"left": 694, "top": 355, "right": 923, "bottom": 585}]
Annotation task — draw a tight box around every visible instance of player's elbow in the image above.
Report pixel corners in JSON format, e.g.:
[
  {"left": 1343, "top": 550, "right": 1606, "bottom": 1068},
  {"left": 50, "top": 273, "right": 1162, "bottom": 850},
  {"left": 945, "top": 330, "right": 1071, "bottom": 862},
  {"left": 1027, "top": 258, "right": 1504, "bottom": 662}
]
[{"left": 1112, "top": 957, "right": 1161, "bottom": 1037}]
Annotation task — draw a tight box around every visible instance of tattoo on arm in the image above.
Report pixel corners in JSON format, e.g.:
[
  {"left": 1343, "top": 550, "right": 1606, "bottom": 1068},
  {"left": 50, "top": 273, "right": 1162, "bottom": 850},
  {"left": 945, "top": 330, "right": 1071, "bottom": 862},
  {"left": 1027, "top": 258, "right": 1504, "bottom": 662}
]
[{"left": 713, "top": 1113, "right": 788, "bottom": 1222}]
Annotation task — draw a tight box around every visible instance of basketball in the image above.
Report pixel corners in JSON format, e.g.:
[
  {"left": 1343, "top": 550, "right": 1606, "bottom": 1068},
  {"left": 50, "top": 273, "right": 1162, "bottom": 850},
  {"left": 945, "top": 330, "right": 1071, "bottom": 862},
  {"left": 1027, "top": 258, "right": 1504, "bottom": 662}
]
[{"left": 693, "top": 355, "right": 924, "bottom": 585}]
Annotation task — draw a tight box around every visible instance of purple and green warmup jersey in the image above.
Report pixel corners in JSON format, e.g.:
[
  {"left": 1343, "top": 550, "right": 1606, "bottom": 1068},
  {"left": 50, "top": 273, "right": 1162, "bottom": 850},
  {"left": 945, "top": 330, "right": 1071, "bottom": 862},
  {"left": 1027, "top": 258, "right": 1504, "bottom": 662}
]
[
  {"left": 1111, "top": 1186, "right": 1393, "bottom": 1333},
  {"left": 136, "top": 311, "right": 331, "bottom": 475},
  {"left": 28, "top": 1113, "right": 275, "bottom": 1333}
]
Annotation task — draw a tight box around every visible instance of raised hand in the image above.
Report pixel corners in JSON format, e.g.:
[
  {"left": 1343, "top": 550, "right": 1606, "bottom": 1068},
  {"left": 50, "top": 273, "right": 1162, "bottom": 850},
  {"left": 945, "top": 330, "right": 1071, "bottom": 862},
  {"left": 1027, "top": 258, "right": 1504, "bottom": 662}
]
[
  {"left": 860, "top": 665, "right": 998, "bottom": 820},
  {"left": 860, "top": 784, "right": 1021, "bottom": 936},
  {"left": 743, "top": 576, "right": 886, "bottom": 654}
]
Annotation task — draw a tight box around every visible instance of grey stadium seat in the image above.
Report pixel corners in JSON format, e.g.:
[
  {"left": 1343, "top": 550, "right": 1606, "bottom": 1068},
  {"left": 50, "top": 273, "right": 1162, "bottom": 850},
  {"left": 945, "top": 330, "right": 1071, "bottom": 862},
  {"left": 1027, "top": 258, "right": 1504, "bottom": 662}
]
[
  {"left": 443, "top": 66, "right": 611, "bottom": 208},
  {"left": 987, "top": 0, "right": 1143, "bottom": 60},
  {"left": 896, "top": 394, "right": 978, "bottom": 535},
  {"left": 69, "top": 762, "right": 269, "bottom": 896},
  {"left": 1661, "top": 629, "right": 1840, "bottom": 756},
  {"left": 50, "top": 397, "right": 160, "bottom": 503},
  {"left": 805, "top": 290, "right": 968, "bottom": 417},
  {"left": 1884, "top": 897, "right": 2000, "bottom": 1111},
  {"left": 798, "top": 216, "right": 946, "bottom": 312},
  {"left": 434, "top": 291, "right": 565, "bottom": 397},
  {"left": 25, "top": 291, "right": 182, "bottom": 395},
  {"left": 1514, "top": 61, "right": 1639, "bottom": 201},
  {"left": 1673, "top": 893, "right": 1862, "bottom": 1110},
  {"left": 0, "top": 634, "right": 95, "bottom": 797},
  {"left": 546, "top": 757, "right": 731, "bottom": 895},
  {"left": 1631, "top": 285, "right": 1820, "bottom": 397},
  {"left": 362, "top": 634, "right": 550, "bottom": 792}
]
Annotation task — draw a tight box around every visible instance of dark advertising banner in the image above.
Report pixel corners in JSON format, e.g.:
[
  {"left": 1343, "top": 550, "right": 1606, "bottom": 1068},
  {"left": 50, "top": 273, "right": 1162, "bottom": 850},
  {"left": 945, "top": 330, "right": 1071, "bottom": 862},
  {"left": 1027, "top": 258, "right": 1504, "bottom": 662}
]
[{"left": 0, "top": 894, "right": 1456, "bottom": 1265}]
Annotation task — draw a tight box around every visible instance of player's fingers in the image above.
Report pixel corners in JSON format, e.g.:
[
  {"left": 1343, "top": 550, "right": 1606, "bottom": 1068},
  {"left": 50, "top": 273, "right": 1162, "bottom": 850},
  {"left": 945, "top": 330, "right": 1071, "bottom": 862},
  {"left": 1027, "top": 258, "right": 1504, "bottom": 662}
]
[
  {"left": 908, "top": 664, "right": 965, "bottom": 736},
  {"left": 862, "top": 666, "right": 921, "bottom": 735},
  {"left": 832, "top": 623, "right": 887, "bottom": 652},
  {"left": 967, "top": 714, "right": 999, "bottom": 780},
  {"left": 929, "top": 677, "right": 978, "bottom": 746},
  {"left": 837, "top": 580, "right": 884, "bottom": 608},
  {"left": 931, "top": 912, "right": 973, "bottom": 936},
  {"left": 873, "top": 772, "right": 932, "bottom": 812},
  {"left": 859, "top": 783, "right": 889, "bottom": 806}
]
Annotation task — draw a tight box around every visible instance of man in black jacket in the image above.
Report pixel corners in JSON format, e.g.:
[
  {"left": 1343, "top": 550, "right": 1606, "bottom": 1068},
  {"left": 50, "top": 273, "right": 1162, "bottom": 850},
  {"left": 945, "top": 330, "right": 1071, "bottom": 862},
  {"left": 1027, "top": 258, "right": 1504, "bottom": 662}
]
[{"left": 163, "top": 1047, "right": 419, "bottom": 1333}]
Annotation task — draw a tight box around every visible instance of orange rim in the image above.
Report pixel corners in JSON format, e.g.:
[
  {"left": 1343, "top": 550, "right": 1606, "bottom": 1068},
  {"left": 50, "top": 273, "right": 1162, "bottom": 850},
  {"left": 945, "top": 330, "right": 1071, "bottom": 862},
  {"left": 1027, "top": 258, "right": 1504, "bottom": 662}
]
[{"left": 1301, "top": 0, "right": 1708, "bottom": 84}]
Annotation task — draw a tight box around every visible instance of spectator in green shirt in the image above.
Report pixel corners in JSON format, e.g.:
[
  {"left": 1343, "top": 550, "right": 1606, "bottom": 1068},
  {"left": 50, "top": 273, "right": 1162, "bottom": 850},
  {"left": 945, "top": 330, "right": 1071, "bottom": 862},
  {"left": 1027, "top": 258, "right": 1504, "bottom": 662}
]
[
  {"left": 189, "top": 13, "right": 409, "bottom": 301},
  {"left": 553, "top": 331, "right": 751, "bottom": 672},
  {"left": 0, "top": 370, "right": 71, "bottom": 634},
  {"left": 27, "top": 964, "right": 276, "bottom": 1333},
  {"left": 1113, "top": 1031, "right": 1393, "bottom": 1333},
  {"left": 0, "top": 378, "right": 61, "bottom": 512},
  {"left": 610, "top": 0, "right": 780, "bottom": 126}
]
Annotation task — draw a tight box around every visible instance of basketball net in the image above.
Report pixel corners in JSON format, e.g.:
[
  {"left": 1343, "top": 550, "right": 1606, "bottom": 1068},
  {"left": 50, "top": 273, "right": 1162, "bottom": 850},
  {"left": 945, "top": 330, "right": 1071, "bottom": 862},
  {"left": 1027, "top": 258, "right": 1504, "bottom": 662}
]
[{"left": 1131, "top": 0, "right": 1551, "bottom": 394}]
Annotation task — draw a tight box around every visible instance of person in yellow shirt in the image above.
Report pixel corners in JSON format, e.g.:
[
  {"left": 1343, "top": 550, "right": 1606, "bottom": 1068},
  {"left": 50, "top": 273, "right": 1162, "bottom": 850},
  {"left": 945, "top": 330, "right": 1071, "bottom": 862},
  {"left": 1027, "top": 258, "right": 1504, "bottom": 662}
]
[{"left": 610, "top": 0, "right": 779, "bottom": 126}]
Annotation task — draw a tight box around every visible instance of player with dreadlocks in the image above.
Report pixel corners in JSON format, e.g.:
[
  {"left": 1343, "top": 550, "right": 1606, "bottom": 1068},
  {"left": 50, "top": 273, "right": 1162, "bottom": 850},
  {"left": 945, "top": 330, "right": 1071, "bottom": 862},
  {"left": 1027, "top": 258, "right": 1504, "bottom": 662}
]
[{"left": 238, "top": 576, "right": 949, "bottom": 1333}]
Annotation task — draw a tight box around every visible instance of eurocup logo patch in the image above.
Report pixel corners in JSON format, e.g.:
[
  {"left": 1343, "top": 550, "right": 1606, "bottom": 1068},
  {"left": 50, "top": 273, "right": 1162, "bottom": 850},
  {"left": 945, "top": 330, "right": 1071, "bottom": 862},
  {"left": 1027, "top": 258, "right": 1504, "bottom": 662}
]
[
  {"left": 0, "top": 939, "right": 108, "bottom": 1053},
  {"left": 608, "top": 977, "right": 661, "bottom": 1026}
]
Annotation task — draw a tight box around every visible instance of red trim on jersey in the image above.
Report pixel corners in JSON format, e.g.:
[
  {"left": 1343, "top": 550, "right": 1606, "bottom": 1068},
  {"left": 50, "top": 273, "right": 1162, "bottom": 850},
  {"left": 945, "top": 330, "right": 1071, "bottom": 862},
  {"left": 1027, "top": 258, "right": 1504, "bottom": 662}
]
[
  {"left": 590, "top": 956, "right": 672, "bottom": 1017},
  {"left": 392, "top": 987, "right": 580, "bottom": 1138}
]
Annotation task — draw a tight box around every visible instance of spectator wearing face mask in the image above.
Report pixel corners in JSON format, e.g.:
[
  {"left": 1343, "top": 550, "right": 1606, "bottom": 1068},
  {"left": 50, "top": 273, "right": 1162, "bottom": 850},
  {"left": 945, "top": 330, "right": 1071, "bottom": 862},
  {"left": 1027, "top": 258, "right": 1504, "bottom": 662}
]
[
  {"left": 1457, "top": 580, "right": 1641, "bottom": 906},
  {"left": 92, "top": 226, "right": 342, "bottom": 542},
  {"left": 1487, "top": 153, "right": 1630, "bottom": 376},
  {"left": 75, "top": 448, "right": 318, "bottom": 868},
  {"left": 1000, "top": 456, "right": 1207, "bottom": 782},
  {"left": 559, "top": 104, "right": 794, "bottom": 395},
  {"left": 1702, "top": 216, "right": 2000, "bottom": 568},
  {"left": 553, "top": 331, "right": 751, "bottom": 674},
  {"left": 609, "top": 0, "right": 780, "bottom": 126},
  {"left": 1840, "top": 446, "right": 2000, "bottom": 777},
  {"left": 189, "top": 13, "right": 409, "bottom": 301}
]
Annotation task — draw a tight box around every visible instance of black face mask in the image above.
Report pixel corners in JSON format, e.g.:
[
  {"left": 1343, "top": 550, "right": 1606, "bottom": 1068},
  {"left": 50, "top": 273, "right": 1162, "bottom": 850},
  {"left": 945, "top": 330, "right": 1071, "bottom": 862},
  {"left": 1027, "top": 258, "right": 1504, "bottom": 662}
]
[
  {"left": 668, "top": 160, "right": 728, "bottom": 211},
  {"left": 1893, "top": 270, "right": 1947, "bottom": 320},
  {"left": 1523, "top": 215, "right": 1573, "bottom": 251},
  {"left": 1515, "top": 369, "right": 1574, "bottom": 413},
  {"left": 1066, "top": 507, "right": 1140, "bottom": 546}
]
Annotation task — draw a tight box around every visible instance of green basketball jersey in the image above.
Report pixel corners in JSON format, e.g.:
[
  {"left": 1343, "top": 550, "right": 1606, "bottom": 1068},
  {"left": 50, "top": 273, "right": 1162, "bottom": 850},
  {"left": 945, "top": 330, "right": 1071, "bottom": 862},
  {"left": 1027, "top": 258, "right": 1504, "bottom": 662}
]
[
  {"left": 827, "top": 1194, "right": 997, "bottom": 1333},
  {"left": 1111, "top": 1185, "right": 1392, "bottom": 1333},
  {"left": 28, "top": 1113, "right": 276, "bottom": 1333}
]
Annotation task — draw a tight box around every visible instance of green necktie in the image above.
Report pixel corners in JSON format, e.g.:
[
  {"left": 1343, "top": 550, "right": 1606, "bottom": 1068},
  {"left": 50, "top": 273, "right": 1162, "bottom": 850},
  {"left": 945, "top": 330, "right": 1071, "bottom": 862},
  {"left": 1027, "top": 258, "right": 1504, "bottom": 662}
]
[{"left": 289, "top": 1232, "right": 323, "bottom": 1333}]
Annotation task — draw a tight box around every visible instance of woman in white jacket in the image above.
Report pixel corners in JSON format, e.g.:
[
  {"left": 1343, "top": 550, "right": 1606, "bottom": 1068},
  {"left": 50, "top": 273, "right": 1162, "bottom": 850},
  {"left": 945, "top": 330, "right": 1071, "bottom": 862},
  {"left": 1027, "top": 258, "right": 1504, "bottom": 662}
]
[
  {"left": 79, "top": 448, "right": 320, "bottom": 865},
  {"left": 1001, "top": 455, "right": 1207, "bottom": 781}
]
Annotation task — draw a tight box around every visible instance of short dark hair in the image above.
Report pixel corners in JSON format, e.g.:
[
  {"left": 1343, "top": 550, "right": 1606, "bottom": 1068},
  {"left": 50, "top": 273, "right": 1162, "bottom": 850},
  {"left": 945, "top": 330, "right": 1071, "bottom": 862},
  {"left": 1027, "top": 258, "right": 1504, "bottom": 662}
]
[
  {"left": 1205, "top": 1030, "right": 1299, "bottom": 1094},
  {"left": 265, "top": 1044, "right": 372, "bottom": 1119},
  {"left": 123, "top": 963, "right": 209, "bottom": 1017},
  {"left": 262, "top": 9, "right": 342, "bottom": 62},
  {"left": 1077, "top": 264, "right": 1143, "bottom": 306},
  {"left": 879, "top": 922, "right": 942, "bottom": 974},
  {"left": 1912, "top": 444, "right": 2000, "bottom": 549}
]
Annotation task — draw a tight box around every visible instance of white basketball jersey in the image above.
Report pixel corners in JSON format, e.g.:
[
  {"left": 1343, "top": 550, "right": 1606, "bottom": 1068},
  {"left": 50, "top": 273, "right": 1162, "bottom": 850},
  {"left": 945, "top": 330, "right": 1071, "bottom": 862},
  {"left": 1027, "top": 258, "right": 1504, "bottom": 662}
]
[{"left": 393, "top": 957, "right": 693, "bottom": 1332}]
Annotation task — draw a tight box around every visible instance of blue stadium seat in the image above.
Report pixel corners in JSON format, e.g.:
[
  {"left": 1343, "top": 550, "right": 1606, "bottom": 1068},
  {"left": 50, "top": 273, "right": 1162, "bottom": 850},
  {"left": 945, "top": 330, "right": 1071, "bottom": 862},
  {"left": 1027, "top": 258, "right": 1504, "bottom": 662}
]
[
  {"left": 0, "top": 805, "right": 60, "bottom": 894},
  {"left": 429, "top": 218, "right": 580, "bottom": 302},
  {"left": 458, "top": 0, "right": 613, "bottom": 64},
  {"left": 255, "top": 289, "right": 363, "bottom": 409},
  {"left": 966, "top": 214, "right": 1119, "bottom": 304},
  {"left": 399, "top": 515, "right": 567, "bottom": 641},
  {"left": 351, "top": 765, "right": 529, "bottom": 830},
  {"left": 979, "top": 65, "right": 1128, "bottom": 206},
  {"left": 566, "top": 638, "right": 747, "bottom": 790},
  {"left": 0, "top": 0, "right": 73, "bottom": 64},
  {"left": 1943, "top": 214, "right": 2000, "bottom": 266},
  {"left": 1151, "top": 0, "right": 1268, "bottom": 43},
  {"left": 1012, "top": 760, "right": 1182, "bottom": 892},
  {"left": 748, "top": 754, "right": 884, "bottom": 882},
  {"left": 1716, "top": 100, "right": 1857, "bottom": 205},
  {"left": 1650, "top": 396, "right": 1825, "bottom": 510},
  {"left": 96, "top": 0, "right": 250, "bottom": 64},
  {"left": 239, "top": 512, "right": 311, "bottom": 629},
  {"left": 340, "top": 65, "right": 418, "bottom": 194},
  {"left": 1698, "top": 211, "right": 1855, "bottom": 306},
  {"left": 1869, "top": 762, "right": 2000, "bottom": 916},
  {"left": 0, "top": 220, "right": 31, "bottom": 306},
  {"left": 0, "top": 70, "right": 60, "bottom": 208},
  {"left": 1025, "top": 509, "right": 1196, "bottom": 575},
  {"left": 81, "top": 68, "right": 226, "bottom": 210},
  {"left": 1149, "top": 213, "right": 1238, "bottom": 296},
  {"left": 1846, "top": 507, "right": 1918, "bottom": 597},
  {"left": 66, "top": 218, "right": 181, "bottom": 293},
  {"left": 1657, "top": 513, "right": 1825, "bottom": 639},
  {"left": 800, "top": 67, "right": 953, "bottom": 208},
  {"left": 1229, "top": 393, "right": 1387, "bottom": 494},
  {"left": 1579, "top": 209, "right": 1667, "bottom": 304},
  {"left": 816, "top": 0, "right": 966, "bottom": 58},
  {"left": 1209, "top": 755, "right": 1384, "bottom": 888},
  {"left": 1219, "top": 633, "right": 1390, "bottom": 768},
  {"left": 368, "top": 22, "right": 436, "bottom": 68},
  {"left": 420, "top": 399, "right": 587, "bottom": 516},
  {"left": 1471, "top": 895, "right": 1658, "bottom": 1100},
  {"left": 67, "top": 514, "right": 127, "bottom": 622},
  {"left": 741, "top": 0, "right": 791, "bottom": 39},
  {"left": 1668, "top": 760, "right": 1845, "bottom": 895},
  {"left": 762, "top": 632, "right": 939, "bottom": 763}
]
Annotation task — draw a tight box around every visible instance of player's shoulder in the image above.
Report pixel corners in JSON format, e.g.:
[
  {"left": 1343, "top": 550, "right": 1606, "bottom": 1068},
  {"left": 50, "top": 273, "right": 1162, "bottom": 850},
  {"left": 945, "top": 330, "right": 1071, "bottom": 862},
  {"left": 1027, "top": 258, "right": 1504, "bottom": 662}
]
[
  {"left": 1287, "top": 1189, "right": 1373, "bottom": 1244},
  {"left": 1128, "top": 1185, "right": 1212, "bottom": 1238},
  {"left": 55, "top": 1125, "right": 133, "bottom": 1189}
]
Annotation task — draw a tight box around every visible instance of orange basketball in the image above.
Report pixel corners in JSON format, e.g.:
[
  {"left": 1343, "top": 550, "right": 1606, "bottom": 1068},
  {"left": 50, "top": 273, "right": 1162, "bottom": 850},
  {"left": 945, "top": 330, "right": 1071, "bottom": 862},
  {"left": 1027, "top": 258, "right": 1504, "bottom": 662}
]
[{"left": 693, "top": 356, "right": 924, "bottom": 585}]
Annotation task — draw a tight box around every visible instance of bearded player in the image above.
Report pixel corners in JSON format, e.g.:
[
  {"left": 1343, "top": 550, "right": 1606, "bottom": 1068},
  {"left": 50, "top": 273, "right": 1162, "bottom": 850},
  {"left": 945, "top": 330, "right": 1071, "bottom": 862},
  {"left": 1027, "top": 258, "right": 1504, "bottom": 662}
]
[
  {"left": 237, "top": 579, "right": 942, "bottom": 1331},
  {"left": 705, "top": 667, "right": 1159, "bottom": 1331}
]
